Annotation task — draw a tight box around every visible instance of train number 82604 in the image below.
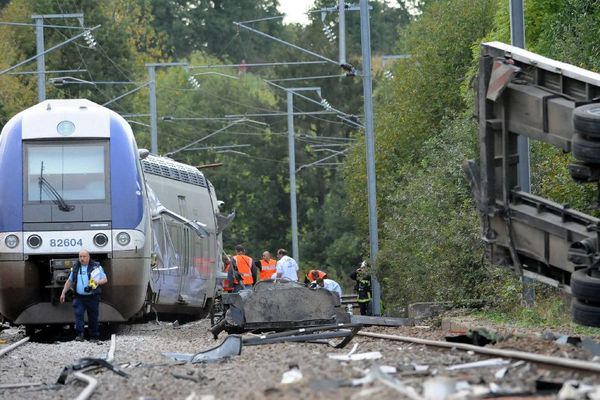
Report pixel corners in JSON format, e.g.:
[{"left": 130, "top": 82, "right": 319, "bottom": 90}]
[{"left": 49, "top": 238, "right": 84, "bottom": 247}]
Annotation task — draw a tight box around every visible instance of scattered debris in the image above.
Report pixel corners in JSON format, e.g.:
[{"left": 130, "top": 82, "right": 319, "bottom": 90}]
[
  {"left": 242, "top": 323, "right": 362, "bottom": 348},
  {"left": 412, "top": 364, "right": 429, "bottom": 373},
  {"left": 57, "top": 357, "right": 129, "bottom": 384},
  {"left": 163, "top": 335, "right": 242, "bottom": 363},
  {"left": 558, "top": 380, "right": 596, "bottom": 399},
  {"left": 327, "top": 343, "right": 383, "bottom": 361},
  {"left": 446, "top": 358, "right": 510, "bottom": 371},
  {"left": 555, "top": 335, "right": 582, "bottom": 346},
  {"left": 212, "top": 281, "right": 350, "bottom": 337},
  {"left": 445, "top": 329, "right": 507, "bottom": 346},
  {"left": 495, "top": 360, "right": 526, "bottom": 379},
  {"left": 581, "top": 338, "right": 600, "bottom": 356},
  {"left": 536, "top": 379, "right": 566, "bottom": 395},
  {"left": 368, "top": 367, "right": 423, "bottom": 399},
  {"left": 72, "top": 372, "right": 97, "bottom": 400},
  {"left": 423, "top": 377, "right": 457, "bottom": 400},
  {"left": 379, "top": 366, "right": 397, "bottom": 374},
  {"left": 172, "top": 373, "right": 199, "bottom": 383},
  {"left": 0, "top": 382, "right": 44, "bottom": 389},
  {"left": 351, "top": 315, "right": 414, "bottom": 327},
  {"left": 0, "top": 336, "right": 30, "bottom": 357},
  {"left": 281, "top": 364, "right": 303, "bottom": 384}
]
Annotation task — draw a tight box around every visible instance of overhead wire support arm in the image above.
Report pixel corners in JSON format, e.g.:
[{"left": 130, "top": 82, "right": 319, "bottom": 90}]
[
  {"left": 164, "top": 118, "right": 267, "bottom": 158},
  {"left": 236, "top": 15, "right": 286, "bottom": 24},
  {"left": 102, "top": 82, "right": 149, "bottom": 107},
  {"left": 265, "top": 79, "right": 365, "bottom": 129},
  {"left": 233, "top": 21, "right": 339, "bottom": 66},
  {"left": 297, "top": 149, "right": 349, "bottom": 173},
  {"left": 225, "top": 111, "right": 338, "bottom": 118},
  {"left": 0, "top": 21, "right": 87, "bottom": 29},
  {"left": 0, "top": 25, "right": 101, "bottom": 76},
  {"left": 188, "top": 61, "right": 328, "bottom": 69},
  {"left": 268, "top": 74, "right": 346, "bottom": 83}
]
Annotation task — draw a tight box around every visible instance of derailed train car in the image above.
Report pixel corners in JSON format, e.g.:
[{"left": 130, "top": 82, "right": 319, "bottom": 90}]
[{"left": 0, "top": 99, "right": 228, "bottom": 327}]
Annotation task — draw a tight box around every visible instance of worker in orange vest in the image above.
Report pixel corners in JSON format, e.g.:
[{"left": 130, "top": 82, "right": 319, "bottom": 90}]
[
  {"left": 232, "top": 245, "right": 255, "bottom": 287},
  {"left": 304, "top": 269, "right": 328, "bottom": 286},
  {"left": 259, "top": 251, "right": 277, "bottom": 281},
  {"left": 222, "top": 253, "right": 241, "bottom": 292}
]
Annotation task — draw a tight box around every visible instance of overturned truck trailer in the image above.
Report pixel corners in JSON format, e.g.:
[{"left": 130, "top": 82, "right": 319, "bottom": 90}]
[{"left": 464, "top": 42, "right": 600, "bottom": 327}]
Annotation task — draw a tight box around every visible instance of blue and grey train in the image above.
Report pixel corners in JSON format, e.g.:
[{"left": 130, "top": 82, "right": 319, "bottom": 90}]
[{"left": 0, "top": 99, "right": 225, "bottom": 327}]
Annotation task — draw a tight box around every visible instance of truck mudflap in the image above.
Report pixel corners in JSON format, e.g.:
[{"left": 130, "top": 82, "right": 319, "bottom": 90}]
[{"left": 211, "top": 280, "right": 350, "bottom": 338}]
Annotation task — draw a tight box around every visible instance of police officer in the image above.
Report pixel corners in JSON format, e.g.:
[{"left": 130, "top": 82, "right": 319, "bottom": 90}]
[{"left": 60, "top": 249, "right": 108, "bottom": 341}]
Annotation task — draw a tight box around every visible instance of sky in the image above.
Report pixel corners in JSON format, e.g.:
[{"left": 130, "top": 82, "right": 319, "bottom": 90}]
[{"left": 278, "top": 0, "right": 315, "bottom": 25}]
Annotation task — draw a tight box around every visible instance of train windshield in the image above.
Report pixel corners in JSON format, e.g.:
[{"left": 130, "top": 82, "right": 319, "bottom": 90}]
[{"left": 25, "top": 141, "right": 109, "bottom": 202}]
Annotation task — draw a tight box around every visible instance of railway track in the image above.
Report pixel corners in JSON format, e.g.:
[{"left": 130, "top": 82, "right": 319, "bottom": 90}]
[{"left": 1, "top": 317, "right": 600, "bottom": 399}]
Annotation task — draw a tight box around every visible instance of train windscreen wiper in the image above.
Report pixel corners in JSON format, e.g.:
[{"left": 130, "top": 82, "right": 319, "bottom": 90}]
[{"left": 39, "top": 162, "right": 74, "bottom": 212}]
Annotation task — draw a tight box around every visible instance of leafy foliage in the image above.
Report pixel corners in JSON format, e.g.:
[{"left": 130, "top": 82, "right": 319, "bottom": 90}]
[{"left": 343, "top": 0, "right": 498, "bottom": 311}]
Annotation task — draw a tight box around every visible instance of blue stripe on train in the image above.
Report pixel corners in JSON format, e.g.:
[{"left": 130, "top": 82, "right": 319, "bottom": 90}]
[
  {"left": 0, "top": 119, "right": 23, "bottom": 232},
  {"left": 110, "top": 116, "right": 144, "bottom": 229}
]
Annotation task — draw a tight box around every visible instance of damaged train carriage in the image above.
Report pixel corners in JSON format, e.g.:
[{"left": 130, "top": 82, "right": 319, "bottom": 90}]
[
  {"left": 142, "top": 154, "right": 233, "bottom": 317},
  {"left": 0, "top": 99, "right": 231, "bottom": 329}
]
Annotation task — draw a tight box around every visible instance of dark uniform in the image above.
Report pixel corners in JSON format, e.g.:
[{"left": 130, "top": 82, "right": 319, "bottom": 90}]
[{"left": 350, "top": 269, "right": 372, "bottom": 315}]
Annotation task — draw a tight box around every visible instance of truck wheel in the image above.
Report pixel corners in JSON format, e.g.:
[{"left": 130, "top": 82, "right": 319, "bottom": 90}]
[
  {"left": 572, "top": 298, "right": 600, "bottom": 327},
  {"left": 571, "top": 268, "right": 600, "bottom": 304},
  {"left": 571, "top": 134, "right": 600, "bottom": 164},
  {"left": 574, "top": 104, "right": 600, "bottom": 138}
]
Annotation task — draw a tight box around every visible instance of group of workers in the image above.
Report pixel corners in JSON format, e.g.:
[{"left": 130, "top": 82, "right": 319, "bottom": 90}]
[{"left": 222, "top": 245, "right": 373, "bottom": 315}]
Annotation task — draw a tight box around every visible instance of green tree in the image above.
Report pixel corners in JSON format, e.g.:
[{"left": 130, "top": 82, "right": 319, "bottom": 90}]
[
  {"left": 150, "top": 0, "right": 283, "bottom": 62},
  {"left": 0, "top": 0, "right": 168, "bottom": 123},
  {"left": 343, "top": 0, "right": 498, "bottom": 311}
]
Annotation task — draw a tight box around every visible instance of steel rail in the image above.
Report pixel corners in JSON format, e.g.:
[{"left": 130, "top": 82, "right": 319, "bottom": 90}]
[
  {"left": 0, "top": 336, "right": 30, "bottom": 357},
  {"left": 358, "top": 331, "right": 600, "bottom": 374}
]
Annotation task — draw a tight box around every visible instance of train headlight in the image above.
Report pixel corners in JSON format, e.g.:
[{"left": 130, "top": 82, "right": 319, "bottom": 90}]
[
  {"left": 93, "top": 233, "right": 108, "bottom": 247},
  {"left": 116, "top": 232, "right": 130, "bottom": 246},
  {"left": 57, "top": 120, "right": 75, "bottom": 136},
  {"left": 26, "top": 234, "right": 42, "bottom": 249},
  {"left": 5, "top": 235, "right": 19, "bottom": 248}
]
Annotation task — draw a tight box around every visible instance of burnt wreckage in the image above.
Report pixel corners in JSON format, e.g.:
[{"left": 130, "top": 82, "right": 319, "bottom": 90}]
[{"left": 210, "top": 280, "right": 351, "bottom": 338}]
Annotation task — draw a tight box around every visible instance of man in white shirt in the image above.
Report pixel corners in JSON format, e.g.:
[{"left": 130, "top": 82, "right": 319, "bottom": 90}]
[
  {"left": 311, "top": 278, "right": 342, "bottom": 299},
  {"left": 275, "top": 248, "right": 299, "bottom": 281}
]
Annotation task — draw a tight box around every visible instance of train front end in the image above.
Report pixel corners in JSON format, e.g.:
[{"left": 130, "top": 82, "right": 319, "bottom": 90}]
[{"left": 0, "top": 99, "right": 151, "bottom": 325}]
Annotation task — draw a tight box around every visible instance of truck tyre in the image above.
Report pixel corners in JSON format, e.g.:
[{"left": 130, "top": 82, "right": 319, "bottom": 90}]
[
  {"left": 571, "top": 268, "right": 600, "bottom": 304},
  {"left": 571, "top": 134, "right": 600, "bottom": 164},
  {"left": 572, "top": 298, "right": 600, "bottom": 327},
  {"left": 574, "top": 104, "right": 600, "bottom": 138}
]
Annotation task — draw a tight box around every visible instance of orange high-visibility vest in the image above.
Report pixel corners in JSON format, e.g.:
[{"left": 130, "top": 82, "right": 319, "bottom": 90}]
[
  {"left": 233, "top": 255, "right": 254, "bottom": 285},
  {"left": 307, "top": 269, "right": 327, "bottom": 282},
  {"left": 223, "top": 262, "right": 233, "bottom": 292},
  {"left": 259, "top": 259, "right": 277, "bottom": 280}
]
